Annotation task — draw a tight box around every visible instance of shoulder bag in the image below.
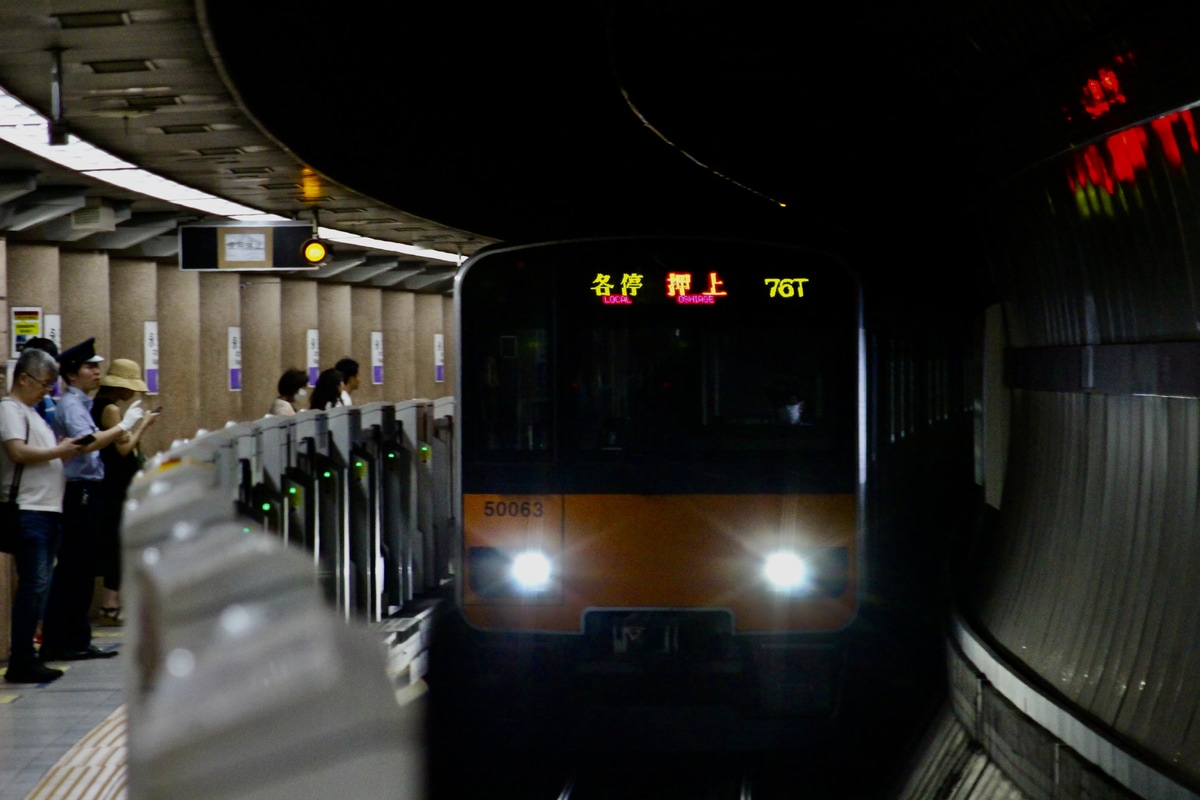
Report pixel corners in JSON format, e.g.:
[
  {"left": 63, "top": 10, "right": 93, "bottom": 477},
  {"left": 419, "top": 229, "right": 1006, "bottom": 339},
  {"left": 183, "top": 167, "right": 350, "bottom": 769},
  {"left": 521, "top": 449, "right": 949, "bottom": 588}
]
[{"left": 0, "top": 400, "right": 29, "bottom": 554}]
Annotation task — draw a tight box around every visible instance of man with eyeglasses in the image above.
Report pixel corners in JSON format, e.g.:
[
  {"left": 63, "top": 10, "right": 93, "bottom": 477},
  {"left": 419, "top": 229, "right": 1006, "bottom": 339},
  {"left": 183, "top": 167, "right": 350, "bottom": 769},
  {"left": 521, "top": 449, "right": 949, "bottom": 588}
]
[
  {"left": 40, "top": 338, "right": 144, "bottom": 664},
  {"left": 21, "top": 337, "right": 61, "bottom": 424},
  {"left": 1, "top": 347, "right": 87, "bottom": 683}
]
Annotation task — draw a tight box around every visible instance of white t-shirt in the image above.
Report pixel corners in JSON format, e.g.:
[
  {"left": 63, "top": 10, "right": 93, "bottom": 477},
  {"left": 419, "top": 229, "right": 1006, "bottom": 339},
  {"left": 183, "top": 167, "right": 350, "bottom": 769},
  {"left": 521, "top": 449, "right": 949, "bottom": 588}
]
[
  {"left": 0, "top": 398, "right": 66, "bottom": 512},
  {"left": 340, "top": 390, "right": 352, "bottom": 408},
  {"left": 269, "top": 398, "right": 296, "bottom": 417}
]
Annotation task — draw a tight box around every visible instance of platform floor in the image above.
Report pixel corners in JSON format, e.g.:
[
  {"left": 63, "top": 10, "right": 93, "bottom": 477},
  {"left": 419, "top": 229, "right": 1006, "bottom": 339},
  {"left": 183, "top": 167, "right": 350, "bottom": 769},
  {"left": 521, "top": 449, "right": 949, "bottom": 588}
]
[{"left": 0, "top": 627, "right": 125, "bottom": 800}]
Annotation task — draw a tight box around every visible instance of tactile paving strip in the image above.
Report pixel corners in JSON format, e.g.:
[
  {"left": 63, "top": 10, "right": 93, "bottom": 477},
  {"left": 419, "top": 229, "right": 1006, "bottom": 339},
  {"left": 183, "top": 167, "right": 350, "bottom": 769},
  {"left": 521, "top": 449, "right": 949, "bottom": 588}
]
[{"left": 24, "top": 706, "right": 125, "bottom": 800}]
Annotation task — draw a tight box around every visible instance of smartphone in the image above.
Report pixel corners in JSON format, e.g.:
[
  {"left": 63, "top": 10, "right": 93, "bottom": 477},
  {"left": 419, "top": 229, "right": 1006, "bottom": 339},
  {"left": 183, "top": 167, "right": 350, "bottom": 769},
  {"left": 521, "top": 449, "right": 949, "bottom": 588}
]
[{"left": 76, "top": 433, "right": 96, "bottom": 446}]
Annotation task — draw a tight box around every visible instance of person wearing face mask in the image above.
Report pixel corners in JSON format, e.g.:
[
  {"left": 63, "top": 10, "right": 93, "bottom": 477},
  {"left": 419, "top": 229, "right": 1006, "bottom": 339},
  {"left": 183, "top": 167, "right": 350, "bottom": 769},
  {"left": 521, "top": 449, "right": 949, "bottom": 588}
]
[
  {"left": 270, "top": 368, "right": 308, "bottom": 416},
  {"left": 334, "top": 358, "right": 359, "bottom": 407}
]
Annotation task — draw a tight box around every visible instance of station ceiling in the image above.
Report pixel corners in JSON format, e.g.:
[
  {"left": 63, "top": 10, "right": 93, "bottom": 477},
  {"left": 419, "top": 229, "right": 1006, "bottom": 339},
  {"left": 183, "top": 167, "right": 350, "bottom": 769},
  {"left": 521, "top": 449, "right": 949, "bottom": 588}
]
[
  {"left": 0, "top": 1, "right": 1195, "bottom": 298},
  {"left": 0, "top": 0, "right": 496, "bottom": 293},
  {"left": 203, "top": 2, "right": 1199, "bottom": 247}
]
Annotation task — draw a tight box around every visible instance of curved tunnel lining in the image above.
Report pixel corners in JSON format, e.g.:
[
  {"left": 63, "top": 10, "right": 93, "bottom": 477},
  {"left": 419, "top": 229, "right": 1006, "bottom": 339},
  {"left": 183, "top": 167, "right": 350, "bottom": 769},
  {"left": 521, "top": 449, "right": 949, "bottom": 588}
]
[{"left": 952, "top": 612, "right": 1199, "bottom": 800}]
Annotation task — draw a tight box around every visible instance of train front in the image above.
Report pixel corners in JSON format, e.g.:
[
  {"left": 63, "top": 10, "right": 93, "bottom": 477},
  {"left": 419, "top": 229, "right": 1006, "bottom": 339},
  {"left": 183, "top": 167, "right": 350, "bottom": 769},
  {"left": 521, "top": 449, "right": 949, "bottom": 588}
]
[{"left": 453, "top": 237, "right": 862, "bottom": 719}]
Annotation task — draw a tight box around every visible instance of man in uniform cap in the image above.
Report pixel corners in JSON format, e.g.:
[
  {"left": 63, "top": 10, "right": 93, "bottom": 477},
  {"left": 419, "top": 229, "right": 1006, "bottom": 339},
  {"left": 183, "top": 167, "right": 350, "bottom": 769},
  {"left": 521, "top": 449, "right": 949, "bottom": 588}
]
[
  {"left": 40, "top": 338, "right": 143, "bottom": 662},
  {"left": 57, "top": 337, "right": 103, "bottom": 372}
]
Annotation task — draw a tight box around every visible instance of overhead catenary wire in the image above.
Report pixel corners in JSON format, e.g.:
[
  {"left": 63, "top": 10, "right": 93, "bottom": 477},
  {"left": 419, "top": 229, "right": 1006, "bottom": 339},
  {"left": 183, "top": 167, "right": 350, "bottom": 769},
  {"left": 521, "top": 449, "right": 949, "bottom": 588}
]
[{"left": 604, "top": 8, "right": 788, "bottom": 209}]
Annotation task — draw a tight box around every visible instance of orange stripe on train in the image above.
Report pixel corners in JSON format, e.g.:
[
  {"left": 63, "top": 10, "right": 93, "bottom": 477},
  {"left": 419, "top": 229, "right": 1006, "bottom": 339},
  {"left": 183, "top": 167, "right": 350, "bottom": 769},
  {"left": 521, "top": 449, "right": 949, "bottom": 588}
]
[{"left": 462, "top": 493, "right": 856, "bottom": 634}]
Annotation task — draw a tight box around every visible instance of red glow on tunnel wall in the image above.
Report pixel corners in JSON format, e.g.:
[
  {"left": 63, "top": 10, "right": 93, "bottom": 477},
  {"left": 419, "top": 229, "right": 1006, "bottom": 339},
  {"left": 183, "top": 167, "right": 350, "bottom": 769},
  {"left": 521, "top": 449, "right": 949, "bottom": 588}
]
[
  {"left": 1066, "top": 110, "right": 1200, "bottom": 196},
  {"left": 1082, "top": 68, "right": 1126, "bottom": 119}
]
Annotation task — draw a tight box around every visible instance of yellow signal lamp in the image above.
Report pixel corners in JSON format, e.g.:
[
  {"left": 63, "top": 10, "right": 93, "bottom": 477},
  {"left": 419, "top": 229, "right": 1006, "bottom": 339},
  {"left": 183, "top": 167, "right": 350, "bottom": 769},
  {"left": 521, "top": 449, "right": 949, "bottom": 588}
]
[{"left": 301, "top": 237, "right": 329, "bottom": 265}]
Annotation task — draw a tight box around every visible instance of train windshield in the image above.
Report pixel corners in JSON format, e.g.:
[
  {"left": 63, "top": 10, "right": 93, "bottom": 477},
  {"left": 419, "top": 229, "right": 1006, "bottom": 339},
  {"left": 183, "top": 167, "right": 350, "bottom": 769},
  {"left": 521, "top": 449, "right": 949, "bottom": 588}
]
[{"left": 458, "top": 238, "right": 860, "bottom": 494}]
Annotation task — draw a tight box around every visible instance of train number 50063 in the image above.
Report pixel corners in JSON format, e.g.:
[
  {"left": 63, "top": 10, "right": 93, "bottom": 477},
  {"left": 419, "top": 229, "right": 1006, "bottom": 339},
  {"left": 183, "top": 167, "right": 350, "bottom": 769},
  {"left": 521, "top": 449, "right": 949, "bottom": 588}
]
[{"left": 483, "top": 500, "right": 545, "bottom": 517}]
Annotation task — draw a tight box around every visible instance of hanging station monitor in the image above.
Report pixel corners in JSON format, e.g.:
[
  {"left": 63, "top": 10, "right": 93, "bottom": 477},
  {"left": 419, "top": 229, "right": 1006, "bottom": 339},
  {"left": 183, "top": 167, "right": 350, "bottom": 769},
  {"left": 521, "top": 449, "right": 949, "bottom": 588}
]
[{"left": 179, "top": 223, "right": 320, "bottom": 271}]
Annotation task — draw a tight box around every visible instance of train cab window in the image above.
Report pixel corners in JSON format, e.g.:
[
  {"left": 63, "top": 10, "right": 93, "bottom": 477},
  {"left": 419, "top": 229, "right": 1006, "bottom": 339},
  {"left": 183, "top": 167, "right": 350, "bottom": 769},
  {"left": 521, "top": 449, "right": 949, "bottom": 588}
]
[
  {"left": 475, "top": 330, "right": 550, "bottom": 452},
  {"left": 458, "top": 238, "right": 861, "bottom": 495}
]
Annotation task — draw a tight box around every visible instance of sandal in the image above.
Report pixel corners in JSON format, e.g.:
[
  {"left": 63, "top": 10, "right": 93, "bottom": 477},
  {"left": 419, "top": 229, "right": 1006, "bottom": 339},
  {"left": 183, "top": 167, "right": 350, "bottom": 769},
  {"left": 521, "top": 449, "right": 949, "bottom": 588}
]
[{"left": 97, "top": 606, "right": 123, "bottom": 627}]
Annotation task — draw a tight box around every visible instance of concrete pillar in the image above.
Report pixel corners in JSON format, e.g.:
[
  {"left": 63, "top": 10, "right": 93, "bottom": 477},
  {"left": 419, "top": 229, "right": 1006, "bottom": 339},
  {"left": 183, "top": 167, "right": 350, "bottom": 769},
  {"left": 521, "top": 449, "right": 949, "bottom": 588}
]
[
  {"left": 108, "top": 259, "right": 156, "bottom": 366},
  {"left": 0, "top": 238, "right": 7, "bottom": 363},
  {"left": 154, "top": 265, "right": 200, "bottom": 452},
  {"left": 317, "top": 284, "right": 351, "bottom": 382},
  {"left": 382, "top": 290, "right": 415, "bottom": 401},
  {"left": 350, "top": 286, "right": 382, "bottom": 405},
  {"left": 442, "top": 294, "right": 456, "bottom": 400},
  {"left": 60, "top": 251, "right": 110, "bottom": 358},
  {"left": 240, "top": 277, "right": 283, "bottom": 420},
  {"left": 198, "top": 272, "right": 242, "bottom": 430},
  {"left": 281, "top": 280, "right": 318, "bottom": 396},
  {"left": 7, "top": 243, "right": 60, "bottom": 355},
  {"left": 414, "top": 293, "right": 444, "bottom": 400},
  {"left": 0, "top": 238, "right": 10, "bottom": 660}
]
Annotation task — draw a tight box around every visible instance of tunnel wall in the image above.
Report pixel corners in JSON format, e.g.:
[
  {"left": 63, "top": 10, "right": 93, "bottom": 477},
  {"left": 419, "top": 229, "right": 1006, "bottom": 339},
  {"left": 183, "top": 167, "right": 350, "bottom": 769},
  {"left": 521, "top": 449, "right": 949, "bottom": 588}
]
[{"left": 967, "top": 108, "right": 1200, "bottom": 787}]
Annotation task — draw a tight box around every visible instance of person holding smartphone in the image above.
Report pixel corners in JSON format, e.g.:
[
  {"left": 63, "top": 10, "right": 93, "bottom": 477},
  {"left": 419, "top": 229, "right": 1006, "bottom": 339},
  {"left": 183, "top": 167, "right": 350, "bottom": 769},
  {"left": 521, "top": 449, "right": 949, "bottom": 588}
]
[
  {"left": 41, "top": 338, "right": 144, "bottom": 663},
  {"left": 89, "top": 359, "right": 159, "bottom": 626},
  {"left": 1, "top": 347, "right": 87, "bottom": 683}
]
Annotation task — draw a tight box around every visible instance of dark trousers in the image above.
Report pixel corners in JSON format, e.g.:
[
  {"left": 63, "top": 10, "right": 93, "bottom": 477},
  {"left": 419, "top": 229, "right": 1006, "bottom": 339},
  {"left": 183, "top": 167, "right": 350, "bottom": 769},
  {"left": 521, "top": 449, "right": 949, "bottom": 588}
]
[
  {"left": 41, "top": 480, "right": 102, "bottom": 654},
  {"left": 10, "top": 510, "right": 61, "bottom": 665}
]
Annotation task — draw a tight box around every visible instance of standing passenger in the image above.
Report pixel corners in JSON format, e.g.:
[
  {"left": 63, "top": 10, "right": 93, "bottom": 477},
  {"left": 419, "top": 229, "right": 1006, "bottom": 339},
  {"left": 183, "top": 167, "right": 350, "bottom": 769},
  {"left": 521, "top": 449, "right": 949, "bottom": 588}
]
[
  {"left": 40, "top": 339, "right": 143, "bottom": 662},
  {"left": 270, "top": 368, "right": 308, "bottom": 416},
  {"left": 335, "top": 358, "right": 359, "bottom": 407},
  {"left": 21, "top": 337, "right": 60, "bottom": 425},
  {"left": 1, "top": 348, "right": 85, "bottom": 683},
  {"left": 90, "top": 359, "right": 158, "bottom": 627},
  {"left": 310, "top": 368, "right": 345, "bottom": 411}
]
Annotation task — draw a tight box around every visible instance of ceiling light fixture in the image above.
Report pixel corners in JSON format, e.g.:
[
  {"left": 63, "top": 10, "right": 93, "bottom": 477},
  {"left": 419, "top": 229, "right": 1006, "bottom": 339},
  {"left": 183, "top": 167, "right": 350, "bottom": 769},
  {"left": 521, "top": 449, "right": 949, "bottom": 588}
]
[
  {"left": 49, "top": 48, "right": 68, "bottom": 145},
  {"left": 53, "top": 11, "right": 131, "bottom": 29},
  {"left": 86, "top": 59, "right": 154, "bottom": 74},
  {"left": 0, "top": 83, "right": 463, "bottom": 263}
]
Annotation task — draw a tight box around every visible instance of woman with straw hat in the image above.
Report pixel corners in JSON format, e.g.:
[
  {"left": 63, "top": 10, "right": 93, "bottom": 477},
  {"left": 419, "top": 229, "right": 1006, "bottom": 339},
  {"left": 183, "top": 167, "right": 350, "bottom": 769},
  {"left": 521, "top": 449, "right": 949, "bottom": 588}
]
[{"left": 89, "top": 359, "right": 159, "bottom": 625}]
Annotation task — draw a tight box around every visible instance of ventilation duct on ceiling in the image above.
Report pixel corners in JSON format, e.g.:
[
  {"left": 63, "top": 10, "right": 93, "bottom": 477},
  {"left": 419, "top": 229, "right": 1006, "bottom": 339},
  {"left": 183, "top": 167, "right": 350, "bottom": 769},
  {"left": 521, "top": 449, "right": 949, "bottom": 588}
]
[{"left": 71, "top": 198, "right": 117, "bottom": 233}]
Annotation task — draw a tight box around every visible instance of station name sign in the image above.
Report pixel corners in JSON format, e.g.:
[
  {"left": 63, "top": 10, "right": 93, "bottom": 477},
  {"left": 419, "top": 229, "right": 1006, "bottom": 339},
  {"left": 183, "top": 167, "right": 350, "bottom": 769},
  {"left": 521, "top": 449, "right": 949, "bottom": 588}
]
[{"left": 179, "top": 223, "right": 317, "bottom": 271}]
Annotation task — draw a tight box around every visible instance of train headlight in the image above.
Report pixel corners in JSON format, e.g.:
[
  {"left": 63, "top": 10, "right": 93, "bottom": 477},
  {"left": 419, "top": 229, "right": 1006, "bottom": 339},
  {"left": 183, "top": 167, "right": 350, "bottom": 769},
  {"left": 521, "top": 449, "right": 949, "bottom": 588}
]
[
  {"left": 511, "top": 550, "right": 552, "bottom": 590},
  {"left": 764, "top": 551, "right": 809, "bottom": 592},
  {"left": 467, "top": 546, "right": 560, "bottom": 598},
  {"left": 762, "top": 547, "right": 851, "bottom": 597}
]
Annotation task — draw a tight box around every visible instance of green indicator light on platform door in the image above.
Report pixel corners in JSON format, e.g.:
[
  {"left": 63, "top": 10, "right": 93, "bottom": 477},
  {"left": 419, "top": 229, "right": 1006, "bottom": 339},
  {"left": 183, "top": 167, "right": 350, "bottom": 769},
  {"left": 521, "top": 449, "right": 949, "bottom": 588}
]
[
  {"left": 289, "top": 487, "right": 297, "bottom": 495},
  {"left": 387, "top": 452, "right": 395, "bottom": 459},
  {"left": 242, "top": 527, "right": 251, "bottom": 534},
  {"left": 261, "top": 502, "right": 271, "bottom": 512},
  {"left": 323, "top": 471, "right": 332, "bottom": 478}
]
